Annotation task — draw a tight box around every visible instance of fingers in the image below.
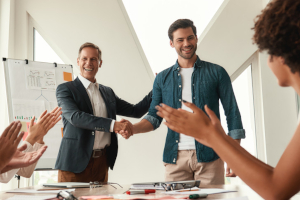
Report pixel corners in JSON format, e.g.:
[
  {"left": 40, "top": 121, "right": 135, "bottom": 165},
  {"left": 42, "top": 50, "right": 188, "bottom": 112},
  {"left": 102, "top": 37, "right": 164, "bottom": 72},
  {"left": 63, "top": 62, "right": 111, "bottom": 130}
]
[
  {"left": 30, "top": 116, "right": 35, "bottom": 128},
  {"left": 51, "top": 107, "right": 62, "bottom": 119},
  {"left": 156, "top": 104, "right": 182, "bottom": 117},
  {"left": 1, "top": 121, "right": 15, "bottom": 138},
  {"left": 38, "top": 110, "right": 47, "bottom": 122},
  {"left": 14, "top": 132, "right": 24, "bottom": 146},
  {"left": 182, "top": 101, "right": 201, "bottom": 114},
  {"left": 38, "top": 113, "right": 51, "bottom": 125},
  {"left": 119, "top": 118, "right": 127, "bottom": 123},
  {"left": 164, "top": 121, "right": 183, "bottom": 134},
  {"left": 29, "top": 146, "right": 48, "bottom": 164},
  {"left": 17, "top": 143, "right": 28, "bottom": 152},
  {"left": 204, "top": 105, "right": 219, "bottom": 124},
  {"left": 10, "top": 122, "right": 22, "bottom": 141},
  {"left": 155, "top": 104, "right": 185, "bottom": 124}
]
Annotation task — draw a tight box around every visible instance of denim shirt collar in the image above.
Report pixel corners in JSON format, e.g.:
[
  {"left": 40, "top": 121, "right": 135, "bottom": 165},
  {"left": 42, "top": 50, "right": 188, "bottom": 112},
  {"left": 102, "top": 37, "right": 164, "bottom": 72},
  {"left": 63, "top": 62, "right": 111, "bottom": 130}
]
[{"left": 172, "top": 56, "right": 202, "bottom": 71}]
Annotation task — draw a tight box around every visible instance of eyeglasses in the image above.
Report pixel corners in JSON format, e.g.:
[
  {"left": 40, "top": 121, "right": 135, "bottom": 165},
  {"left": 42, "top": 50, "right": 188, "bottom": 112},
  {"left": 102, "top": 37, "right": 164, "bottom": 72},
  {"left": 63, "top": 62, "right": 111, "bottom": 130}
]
[
  {"left": 160, "top": 180, "right": 201, "bottom": 191},
  {"left": 89, "top": 181, "right": 123, "bottom": 189},
  {"left": 57, "top": 190, "right": 78, "bottom": 200}
]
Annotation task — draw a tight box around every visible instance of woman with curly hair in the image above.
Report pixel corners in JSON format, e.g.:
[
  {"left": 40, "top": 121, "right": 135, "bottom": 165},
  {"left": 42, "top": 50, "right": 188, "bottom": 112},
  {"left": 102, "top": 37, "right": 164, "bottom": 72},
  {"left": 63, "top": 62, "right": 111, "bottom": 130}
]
[{"left": 155, "top": 0, "right": 300, "bottom": 199}]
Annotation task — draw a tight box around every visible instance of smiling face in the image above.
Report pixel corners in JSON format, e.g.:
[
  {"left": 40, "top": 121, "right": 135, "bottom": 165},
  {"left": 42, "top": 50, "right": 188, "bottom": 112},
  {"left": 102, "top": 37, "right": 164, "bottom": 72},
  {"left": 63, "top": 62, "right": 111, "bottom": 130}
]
[
  {"left": 77, "top": 47, "right": 102, "bottom": 83},
  {"left": 170, "top": 27, "right": 198, "bottom": 60}
]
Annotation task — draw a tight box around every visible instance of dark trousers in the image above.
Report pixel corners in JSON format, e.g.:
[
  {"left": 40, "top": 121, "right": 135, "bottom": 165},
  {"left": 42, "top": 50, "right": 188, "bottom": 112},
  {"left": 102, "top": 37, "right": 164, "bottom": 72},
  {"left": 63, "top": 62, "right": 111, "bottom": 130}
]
[{"left": 58, "top": 150, "right": 108, "bottom": 183}]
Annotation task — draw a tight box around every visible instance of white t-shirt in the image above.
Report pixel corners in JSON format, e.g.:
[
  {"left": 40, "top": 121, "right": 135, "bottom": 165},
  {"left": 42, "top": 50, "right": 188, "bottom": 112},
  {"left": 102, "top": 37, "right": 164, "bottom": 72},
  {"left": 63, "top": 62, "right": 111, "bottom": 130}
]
[{"left": 178, "top": 67, "right": 196, "bottom": 150}]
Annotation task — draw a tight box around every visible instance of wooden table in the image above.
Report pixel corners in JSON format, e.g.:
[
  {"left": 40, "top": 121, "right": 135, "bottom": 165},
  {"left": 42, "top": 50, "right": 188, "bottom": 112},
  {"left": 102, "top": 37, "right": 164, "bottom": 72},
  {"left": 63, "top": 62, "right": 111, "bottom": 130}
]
[{"left": 0, "top": 184, "right": 300, "bottom": 199}]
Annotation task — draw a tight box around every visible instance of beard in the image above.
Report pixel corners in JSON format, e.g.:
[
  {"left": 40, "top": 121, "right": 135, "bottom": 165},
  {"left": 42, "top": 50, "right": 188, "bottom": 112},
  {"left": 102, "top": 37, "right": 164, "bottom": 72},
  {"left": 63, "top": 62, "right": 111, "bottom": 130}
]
[{"left": 176, "top": 44, "right": 197, "bottom": 60}]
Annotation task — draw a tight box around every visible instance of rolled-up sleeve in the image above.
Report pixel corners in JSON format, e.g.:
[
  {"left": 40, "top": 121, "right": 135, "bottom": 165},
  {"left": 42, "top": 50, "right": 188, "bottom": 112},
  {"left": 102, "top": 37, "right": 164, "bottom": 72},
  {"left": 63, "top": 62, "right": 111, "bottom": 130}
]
[
  {"left": 228, "top": 129, "right": 245, "bottom": 140},
  {"left": 218, "top": 66, "right": 245, "bottom": 140}
]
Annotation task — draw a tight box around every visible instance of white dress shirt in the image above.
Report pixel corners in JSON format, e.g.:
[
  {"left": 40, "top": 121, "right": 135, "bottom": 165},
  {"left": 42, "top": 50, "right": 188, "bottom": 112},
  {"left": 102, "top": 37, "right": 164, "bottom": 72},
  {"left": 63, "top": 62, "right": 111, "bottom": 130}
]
[
  {"left": 0, "top": 141, "right": 44, "bottom": 183},
  {"left": 78, "top": 74, "right": 115, "bottom": 150}
]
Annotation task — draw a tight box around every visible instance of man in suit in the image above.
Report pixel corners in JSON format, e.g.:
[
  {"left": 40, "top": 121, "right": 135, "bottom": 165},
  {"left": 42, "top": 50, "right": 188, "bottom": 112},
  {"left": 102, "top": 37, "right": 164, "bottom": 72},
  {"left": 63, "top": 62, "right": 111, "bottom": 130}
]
[{"left": 55, "top": 42, "right": 152, "bottom": 182}]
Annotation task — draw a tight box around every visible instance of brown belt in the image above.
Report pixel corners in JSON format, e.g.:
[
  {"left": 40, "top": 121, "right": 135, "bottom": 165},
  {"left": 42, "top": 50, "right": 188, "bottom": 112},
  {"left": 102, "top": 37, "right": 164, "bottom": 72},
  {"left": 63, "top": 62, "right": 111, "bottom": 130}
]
[{"left": 92, "top": 148, "right": 106, "bottom": 158}]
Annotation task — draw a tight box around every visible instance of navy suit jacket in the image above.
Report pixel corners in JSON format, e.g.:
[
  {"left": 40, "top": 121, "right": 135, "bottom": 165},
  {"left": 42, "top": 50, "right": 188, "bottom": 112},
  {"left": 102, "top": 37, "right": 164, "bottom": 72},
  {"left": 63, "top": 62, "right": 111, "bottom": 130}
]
[{"left": 55, "top": 77, "right": 152, "bottom": 173}]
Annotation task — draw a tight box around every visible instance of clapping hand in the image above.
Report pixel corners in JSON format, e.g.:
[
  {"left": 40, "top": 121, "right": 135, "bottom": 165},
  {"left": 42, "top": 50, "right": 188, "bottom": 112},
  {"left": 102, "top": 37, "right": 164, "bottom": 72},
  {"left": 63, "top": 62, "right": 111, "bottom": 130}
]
[
  {"left": 113, "top": 119, "right": 134, "bottom": 139},
  {"left": 155, "top": 102, "right": 226, "bottom": 147},
  {"left": 0, "top": 144, "right": 48, "bottom": 173},
  {"left": 26, "top": 107, "right": 62, "bottom": 145},
  {"left": 0, "top": 121, "right": 24, "bottom": 172}
]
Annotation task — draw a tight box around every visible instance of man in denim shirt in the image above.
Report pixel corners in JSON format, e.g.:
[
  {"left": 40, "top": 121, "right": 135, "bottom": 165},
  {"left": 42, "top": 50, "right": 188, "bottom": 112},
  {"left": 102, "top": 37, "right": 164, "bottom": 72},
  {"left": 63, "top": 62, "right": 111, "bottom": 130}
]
[{"left": 123, "top": 19, "right": 245, "bottom": 185}]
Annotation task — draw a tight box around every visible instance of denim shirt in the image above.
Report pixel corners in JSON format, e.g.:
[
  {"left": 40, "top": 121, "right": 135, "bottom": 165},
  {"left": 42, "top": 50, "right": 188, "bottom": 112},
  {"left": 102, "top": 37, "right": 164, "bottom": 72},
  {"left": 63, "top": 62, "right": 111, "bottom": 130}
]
[{"left": 144, "top": 56, "right": 245, "bottom": 164}]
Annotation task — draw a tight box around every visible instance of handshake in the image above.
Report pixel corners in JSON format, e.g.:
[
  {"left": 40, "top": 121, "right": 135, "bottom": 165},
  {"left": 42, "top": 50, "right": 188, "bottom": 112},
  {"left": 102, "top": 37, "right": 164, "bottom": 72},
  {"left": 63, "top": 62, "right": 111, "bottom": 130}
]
[{"left": 113, "top": 119, "right": 134, "bottom": 139}]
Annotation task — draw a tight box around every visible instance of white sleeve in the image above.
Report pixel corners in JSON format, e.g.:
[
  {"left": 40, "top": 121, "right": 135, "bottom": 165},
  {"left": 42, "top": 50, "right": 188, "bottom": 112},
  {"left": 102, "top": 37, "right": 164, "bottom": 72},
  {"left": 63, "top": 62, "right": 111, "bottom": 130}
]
[
  {"left": 0, "top": 141, "right": 33, "bottom": 183},
  {"left": 0, "top": 169, "right": 19, "bottom": 183},
  {"left": 17, "top": 142, "right": 44, "bottom": 178}
]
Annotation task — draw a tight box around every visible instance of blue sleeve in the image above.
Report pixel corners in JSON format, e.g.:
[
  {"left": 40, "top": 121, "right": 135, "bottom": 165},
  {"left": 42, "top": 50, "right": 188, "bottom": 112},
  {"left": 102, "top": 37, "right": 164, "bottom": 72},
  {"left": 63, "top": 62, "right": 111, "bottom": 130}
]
[
  {"left": 218, "top": 67, "right": 245, "bottom": 139},
  {"left": 143, "top": 76, "right": 163, "bottom": 130}
]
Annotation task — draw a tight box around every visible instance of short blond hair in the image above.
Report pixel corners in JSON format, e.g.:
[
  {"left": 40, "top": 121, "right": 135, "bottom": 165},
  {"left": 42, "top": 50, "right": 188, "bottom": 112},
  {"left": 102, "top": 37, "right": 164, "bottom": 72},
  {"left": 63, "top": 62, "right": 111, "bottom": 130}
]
[{"left": 78, "top": 42, "right": 102, "bottom": 61}]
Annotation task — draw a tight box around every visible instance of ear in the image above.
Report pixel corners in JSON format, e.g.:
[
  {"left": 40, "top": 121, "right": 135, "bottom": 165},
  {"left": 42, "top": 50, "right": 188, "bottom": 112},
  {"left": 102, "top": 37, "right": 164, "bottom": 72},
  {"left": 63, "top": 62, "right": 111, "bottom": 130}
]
[
  {"left": 196, "top": 35, "right": 198, "bottom": 43},
  {"left": 279, "top": 56, "right": 285, "bottom": 64},
  {"left": 77, "top": 58, "right": 80, "bottom": 66},
  {"left": 99, "top": 60, "right": 103, "bottom": 68},
  {"left": 170, "top": 40, "right": 174, "bottom": 48}
]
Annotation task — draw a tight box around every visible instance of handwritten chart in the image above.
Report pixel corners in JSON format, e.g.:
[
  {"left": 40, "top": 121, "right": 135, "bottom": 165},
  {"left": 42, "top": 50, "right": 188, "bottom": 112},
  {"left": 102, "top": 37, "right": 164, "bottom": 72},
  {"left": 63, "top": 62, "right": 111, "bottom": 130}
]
[{"left": 25, "top": 67, "right": 57, "bottom": 91}]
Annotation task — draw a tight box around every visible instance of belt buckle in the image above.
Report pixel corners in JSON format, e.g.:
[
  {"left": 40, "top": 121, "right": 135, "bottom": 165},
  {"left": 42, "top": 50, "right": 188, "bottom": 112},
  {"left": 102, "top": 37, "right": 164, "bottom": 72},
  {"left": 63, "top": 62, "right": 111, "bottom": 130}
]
[{"left": 93, "top": 149, "right": 102, "bottom": 158}]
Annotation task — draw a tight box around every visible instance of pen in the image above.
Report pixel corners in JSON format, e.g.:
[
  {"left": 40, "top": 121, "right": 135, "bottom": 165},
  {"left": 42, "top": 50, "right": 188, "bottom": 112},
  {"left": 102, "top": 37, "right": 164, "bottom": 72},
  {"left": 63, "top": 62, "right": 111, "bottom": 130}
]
[
  {"left": 126, "top": 189, "right": 156, "bottom": 195},
  {"left": 189, "top": 194, "right": 208, "bottom": 199}
]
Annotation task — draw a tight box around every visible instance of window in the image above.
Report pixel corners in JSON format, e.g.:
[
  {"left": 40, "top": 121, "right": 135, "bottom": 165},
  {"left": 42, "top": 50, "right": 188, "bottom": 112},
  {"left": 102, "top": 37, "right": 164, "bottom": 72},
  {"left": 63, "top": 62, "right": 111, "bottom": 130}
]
[
  {"left": 33, "top": 28, "right": 62, "bottom": 185},
  {"left": 219, "top": 65, "right": 257, "bottom": 157}
]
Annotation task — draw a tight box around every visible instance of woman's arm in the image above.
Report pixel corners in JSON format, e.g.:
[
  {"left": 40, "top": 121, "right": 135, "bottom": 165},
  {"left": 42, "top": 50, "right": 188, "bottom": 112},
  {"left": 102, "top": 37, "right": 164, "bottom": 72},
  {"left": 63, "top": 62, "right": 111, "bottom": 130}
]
[{"left": 156, "top": 102, "right": 300, "bottom": 199}]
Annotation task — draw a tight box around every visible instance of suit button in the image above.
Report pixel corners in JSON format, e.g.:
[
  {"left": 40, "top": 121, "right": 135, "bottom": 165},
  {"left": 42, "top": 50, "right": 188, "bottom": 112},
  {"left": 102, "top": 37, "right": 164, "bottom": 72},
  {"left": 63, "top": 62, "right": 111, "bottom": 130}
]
[{"left": 92, "top": 132, "right": 94, "bottom": 135}]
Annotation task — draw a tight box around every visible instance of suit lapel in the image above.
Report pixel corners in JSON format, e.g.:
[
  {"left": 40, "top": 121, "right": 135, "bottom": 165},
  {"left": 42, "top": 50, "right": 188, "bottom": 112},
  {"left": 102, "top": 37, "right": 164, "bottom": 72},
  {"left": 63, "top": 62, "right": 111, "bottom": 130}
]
[
  {"left": 73, "top": 77, "right": 93, "bottom": 114},
  {"left": 99, "top": 84, "right": 111, "bottom": 118}
]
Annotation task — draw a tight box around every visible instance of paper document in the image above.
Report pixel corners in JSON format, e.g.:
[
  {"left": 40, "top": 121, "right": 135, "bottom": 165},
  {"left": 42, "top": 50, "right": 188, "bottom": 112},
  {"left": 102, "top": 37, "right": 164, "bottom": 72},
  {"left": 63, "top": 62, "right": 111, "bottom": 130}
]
[
  {"left": 25, "top": 67, "right": 56, "bottom": 91},
  {"left": 6, "top": 188, "right": 75, "bottom": 194},
  {"left": 7, "top": 195, "right": 56, "bottom": 200}
]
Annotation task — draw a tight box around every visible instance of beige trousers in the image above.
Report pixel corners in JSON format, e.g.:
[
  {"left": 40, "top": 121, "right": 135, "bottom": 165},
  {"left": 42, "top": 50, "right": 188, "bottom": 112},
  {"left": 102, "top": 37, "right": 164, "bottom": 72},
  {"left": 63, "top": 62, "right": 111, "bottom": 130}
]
[{"left": 164, "top": 150, "right": 224, "bottom": 185}]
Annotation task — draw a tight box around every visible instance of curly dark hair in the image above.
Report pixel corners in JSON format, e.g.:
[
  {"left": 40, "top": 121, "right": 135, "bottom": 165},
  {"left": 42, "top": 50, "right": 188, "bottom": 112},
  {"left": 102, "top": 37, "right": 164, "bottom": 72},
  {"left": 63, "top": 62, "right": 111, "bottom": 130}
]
[
  {"left": 168, "top": 19, "right": 197, "bottom": 41},
  {"left": 253, "top": 0, "right": 300, "bottom": 73}
]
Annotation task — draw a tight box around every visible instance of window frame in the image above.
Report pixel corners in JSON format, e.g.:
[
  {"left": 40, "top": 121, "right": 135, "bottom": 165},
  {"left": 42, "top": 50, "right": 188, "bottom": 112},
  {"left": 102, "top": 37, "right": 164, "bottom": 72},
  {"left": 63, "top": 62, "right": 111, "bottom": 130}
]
[{"left": 231, "top": 51, "right": 266, "bottom": 162}]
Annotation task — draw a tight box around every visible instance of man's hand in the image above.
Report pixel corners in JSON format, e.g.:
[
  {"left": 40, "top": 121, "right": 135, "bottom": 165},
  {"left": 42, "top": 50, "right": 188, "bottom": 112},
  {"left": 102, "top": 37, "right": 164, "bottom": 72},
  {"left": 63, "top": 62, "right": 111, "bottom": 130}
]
[
  {"left": 1, "top": 145, "right": 48, "bottom": 173},
  {"left": 226, "top": 166, "right": 237, "bottom": 177},
  {"left": 113, "top": 119, "right": 133, "bottom": 139},
  {"left": 0, "top": 121, "right": 24, "bottom": 172},
  {"left": 26, "top": 107, "right": 62, "bottom": 145}
]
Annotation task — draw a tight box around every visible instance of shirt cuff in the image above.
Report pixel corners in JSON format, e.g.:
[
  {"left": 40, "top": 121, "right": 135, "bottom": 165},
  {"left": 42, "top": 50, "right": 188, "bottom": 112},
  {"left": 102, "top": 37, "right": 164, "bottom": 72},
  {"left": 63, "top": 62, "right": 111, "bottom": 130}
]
[
  {"left": 33, "top": 142, "right": 45, "bottom": 151},
  {"left": 22, "top": 141, "right": 34, "bottom": 152},
  {"left": 143, "top": 115, "right": 160, "bottom": 130},
  {"left": 228, "top": 129, "right": 246, "bottom": 140},
  {"left": 110, "top": 120, "right": 115, "bottom": 132}
]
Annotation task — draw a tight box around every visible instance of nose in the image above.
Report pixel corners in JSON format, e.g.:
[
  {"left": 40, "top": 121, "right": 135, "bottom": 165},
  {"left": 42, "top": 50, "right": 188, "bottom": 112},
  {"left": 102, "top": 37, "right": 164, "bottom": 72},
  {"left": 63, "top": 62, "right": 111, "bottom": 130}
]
[
  {"left": 183, "top": 39, "right": 191, "bottom": 47},
  {"left": 86, "top": 59, "right": 92, "bottom": 65}
]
